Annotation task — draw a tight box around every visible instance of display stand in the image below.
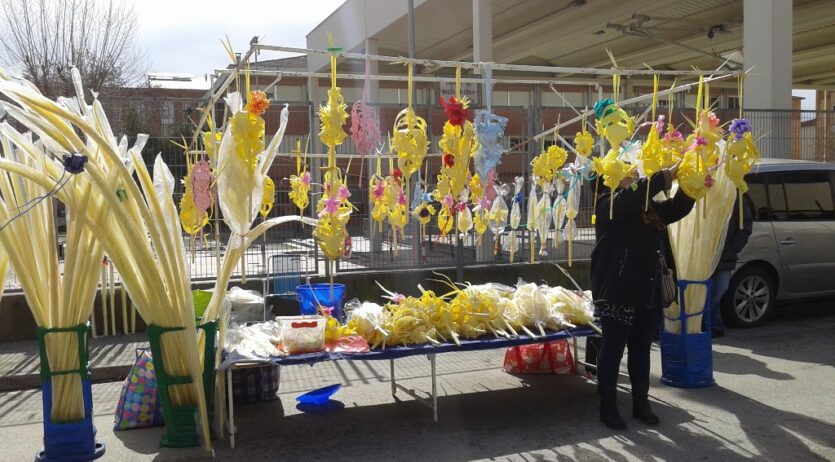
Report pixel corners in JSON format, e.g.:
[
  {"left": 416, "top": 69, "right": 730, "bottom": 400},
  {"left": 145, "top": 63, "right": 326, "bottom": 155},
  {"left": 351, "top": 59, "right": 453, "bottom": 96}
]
[
  {"left": 35, "top": 324, "right": 105, "bottom": 462},
  {"left": 660, "top": 279, "right": 715, "bottom": 388},
  {"left": 146, "top": 321, "right": 218, "bottom": 448},
  {"left": 223, "top": 326, "right": 597, "bottom": 448}
]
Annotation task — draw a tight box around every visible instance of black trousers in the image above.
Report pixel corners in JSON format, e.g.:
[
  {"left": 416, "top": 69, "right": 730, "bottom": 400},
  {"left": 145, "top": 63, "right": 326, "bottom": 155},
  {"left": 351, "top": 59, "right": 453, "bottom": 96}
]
[{"left": 596, "top": 308, "right": 657, "bottom": 397}]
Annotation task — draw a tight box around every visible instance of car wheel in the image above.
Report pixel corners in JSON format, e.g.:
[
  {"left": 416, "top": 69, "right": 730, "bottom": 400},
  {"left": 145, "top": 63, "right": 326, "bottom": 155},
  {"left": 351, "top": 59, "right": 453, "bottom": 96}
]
[{"left": 722, "top": 266, "right": 775, "bottom": 327}]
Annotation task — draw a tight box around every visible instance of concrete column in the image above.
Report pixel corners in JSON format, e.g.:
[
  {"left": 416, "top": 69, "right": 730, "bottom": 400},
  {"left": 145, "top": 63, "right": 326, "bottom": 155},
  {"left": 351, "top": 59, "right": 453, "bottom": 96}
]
[
  {"left": 364, "top": 38, "right": 380, "bottom": 104},
  {"left": 743, "top": 0, "right": 792, "bottom": 158},
  {"left": 473, "top": 0, "right": 493, "bottom": 64},
  {"left": 473, "top": 0, "right": 494, "bottom": 262}
]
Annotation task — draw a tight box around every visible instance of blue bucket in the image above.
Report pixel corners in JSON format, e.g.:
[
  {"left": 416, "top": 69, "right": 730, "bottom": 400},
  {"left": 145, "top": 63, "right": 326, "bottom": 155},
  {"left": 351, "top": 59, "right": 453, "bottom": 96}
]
[
  {"left": 296, "top": 284, "right": 346, "bottom": 320},
  {"left": 660, "top": 279, "right": 715, "bottom": 389},
  {"left": 37, "top": 379, "right": 106, "bottom": 462}
]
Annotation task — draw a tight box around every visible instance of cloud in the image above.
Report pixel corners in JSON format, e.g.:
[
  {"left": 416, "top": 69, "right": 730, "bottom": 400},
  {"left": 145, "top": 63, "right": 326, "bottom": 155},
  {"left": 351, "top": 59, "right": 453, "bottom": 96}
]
[{"left": 134, "top": 0, "right": 345, "bottom": 74}]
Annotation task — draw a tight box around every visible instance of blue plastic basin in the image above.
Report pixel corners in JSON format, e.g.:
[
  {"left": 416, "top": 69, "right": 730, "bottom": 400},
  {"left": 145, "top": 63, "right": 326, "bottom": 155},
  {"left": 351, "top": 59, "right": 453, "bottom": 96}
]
[{"left": 296, "top": 384, "right": 342, "bottom": 405}]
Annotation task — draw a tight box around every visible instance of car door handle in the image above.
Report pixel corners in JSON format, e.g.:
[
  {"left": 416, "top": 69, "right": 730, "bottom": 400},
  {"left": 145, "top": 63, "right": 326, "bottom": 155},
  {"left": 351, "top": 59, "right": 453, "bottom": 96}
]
[{"left": 780, "top": 238, "right": 797, "bottom": 246}]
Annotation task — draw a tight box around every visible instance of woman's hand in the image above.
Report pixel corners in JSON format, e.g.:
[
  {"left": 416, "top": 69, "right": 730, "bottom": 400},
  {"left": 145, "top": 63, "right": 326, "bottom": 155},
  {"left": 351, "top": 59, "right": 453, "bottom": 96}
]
[
  {"left": 667, "top": 160, "right": 682, "bottom": 179},
  {"left": 662, "top": 161, "right": 682, "bottom": 189}
]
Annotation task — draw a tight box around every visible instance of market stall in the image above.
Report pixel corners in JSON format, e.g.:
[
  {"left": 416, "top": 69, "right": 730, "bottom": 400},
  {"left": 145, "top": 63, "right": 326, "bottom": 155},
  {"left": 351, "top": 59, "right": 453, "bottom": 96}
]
[
  {"left": 221, "top": 323, "right": 596, "bottom": 448},
  {"left": 0, "top": 25, "right": 758, "bottom": 455}
]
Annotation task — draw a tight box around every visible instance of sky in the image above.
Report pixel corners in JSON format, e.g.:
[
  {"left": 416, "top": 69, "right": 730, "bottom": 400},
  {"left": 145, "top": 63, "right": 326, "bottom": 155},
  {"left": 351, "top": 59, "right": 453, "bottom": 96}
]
[
  {"left": 792, "top": 90, "right": 816, "bottom": 111},
  {"left": 133, "top": 0, "right": 345, "bottom": 76}
]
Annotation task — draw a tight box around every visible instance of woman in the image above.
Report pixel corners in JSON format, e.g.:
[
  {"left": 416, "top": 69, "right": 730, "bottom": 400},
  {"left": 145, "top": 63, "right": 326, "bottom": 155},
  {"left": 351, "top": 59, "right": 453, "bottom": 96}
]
[{"left": 590, "top": 163, "right": 694, "bottom": 430}]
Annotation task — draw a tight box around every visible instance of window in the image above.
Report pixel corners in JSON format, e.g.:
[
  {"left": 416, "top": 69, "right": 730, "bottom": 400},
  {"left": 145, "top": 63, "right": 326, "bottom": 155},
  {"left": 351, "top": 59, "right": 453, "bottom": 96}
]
[
  {"left": 727, "top": 96, "right": 740, "bottom": 109},
  {"left": 745, "top": 173, "right": 769, "bottom": 221},
  {"left": 782, "top": 171, "right": 835, "bottom": 220},
  {"left": 161, "top": 101, "right": 175, "bottom": 133},
  {"left": 766, "top": 173, "right": 788, "bottom": 221}
]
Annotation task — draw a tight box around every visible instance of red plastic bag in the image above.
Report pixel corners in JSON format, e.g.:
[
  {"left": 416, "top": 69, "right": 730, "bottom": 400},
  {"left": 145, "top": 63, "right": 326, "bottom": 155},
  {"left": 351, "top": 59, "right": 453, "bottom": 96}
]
[{"left": 503, "top": 339, "right": 575, "bottom": 374}]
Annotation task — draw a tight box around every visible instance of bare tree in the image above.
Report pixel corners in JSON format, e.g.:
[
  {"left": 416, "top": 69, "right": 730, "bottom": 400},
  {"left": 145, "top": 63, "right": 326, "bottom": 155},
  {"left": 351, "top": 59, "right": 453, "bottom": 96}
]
[{"left": 0, "top": 0, "right": 148, "bottom": 97}]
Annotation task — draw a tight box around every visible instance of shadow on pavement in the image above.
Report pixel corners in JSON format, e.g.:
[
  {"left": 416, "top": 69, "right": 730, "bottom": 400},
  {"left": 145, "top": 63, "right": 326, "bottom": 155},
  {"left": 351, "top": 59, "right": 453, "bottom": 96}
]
[
  {"left": 136, "top": 373, "right": 832, "bottom": 462},
  {"left": 721, "top": 302, "right": 835, "bottom": 366},
  {"left": 712, "top": 351, "right": 794, "bottom": 380}
]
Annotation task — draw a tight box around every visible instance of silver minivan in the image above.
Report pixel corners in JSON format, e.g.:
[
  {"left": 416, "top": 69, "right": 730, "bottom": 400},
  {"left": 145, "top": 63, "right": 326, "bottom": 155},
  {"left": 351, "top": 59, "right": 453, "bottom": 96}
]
[{"left": 723, "top": 159, "right": 835, "bottom": 327}]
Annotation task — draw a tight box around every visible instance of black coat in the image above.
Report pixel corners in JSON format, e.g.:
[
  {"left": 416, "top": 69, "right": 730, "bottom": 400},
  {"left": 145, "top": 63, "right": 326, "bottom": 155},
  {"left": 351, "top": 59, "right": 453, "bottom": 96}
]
[
  {"left": 590, "top": 173, "right": 695, "bottom": 310},
  {"left": 715, "top": 194, "right": 753, "bottom": 271}
]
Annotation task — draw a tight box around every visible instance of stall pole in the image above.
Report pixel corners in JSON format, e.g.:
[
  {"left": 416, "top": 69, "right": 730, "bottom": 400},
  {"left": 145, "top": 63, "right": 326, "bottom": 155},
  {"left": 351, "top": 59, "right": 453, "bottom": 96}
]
[
  {"left": 227, "top": 369, "right": 236, "bottom": 449},
  {"left": 429, "top": 353, "right": 437, "bottom": 422}
]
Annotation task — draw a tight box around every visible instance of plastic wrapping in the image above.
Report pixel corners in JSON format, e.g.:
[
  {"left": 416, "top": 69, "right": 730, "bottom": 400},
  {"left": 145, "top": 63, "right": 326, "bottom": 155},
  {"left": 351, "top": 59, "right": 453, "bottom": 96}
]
[
  {"left": 552, "top": 191, "right": 566, "bottom": 250},
  {"left": 526, "top": 182, "right": 538, "bottom": 262},
  {"left": 457, "top": 206, "right": 473, "bottom": 236},
  {"left": 513, "top": 283, "right": 550, "bottom": 334},
  {"left": 226, "top": 287, "right": 265, "bottom": 323},
  {"left": 346, "top": 302, "right": 388, "bottom": 342},
  {"left": 564, "top": 177, "right": 581, "bottom": 265},
  {"left": 487, "top": 186, "right": 509, "bottom": 237},
  {"left": 279, "top": 316, "right": 326, "bottom": 354},
  {"left": 473, "top": 110, "right": 508, "bottom": 182},
  {"left": 536, "top": 193, "right": 552, "bottom": 256},
  {"left": 224, "top": 321, "right": 281, "bottom": 358}
]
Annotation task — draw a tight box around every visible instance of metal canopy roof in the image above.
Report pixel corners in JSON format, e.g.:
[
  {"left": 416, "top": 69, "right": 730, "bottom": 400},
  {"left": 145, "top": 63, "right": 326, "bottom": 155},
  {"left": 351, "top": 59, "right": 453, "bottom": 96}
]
[{"left": 308, "top": 0, "right": 835, "bottom": 88}]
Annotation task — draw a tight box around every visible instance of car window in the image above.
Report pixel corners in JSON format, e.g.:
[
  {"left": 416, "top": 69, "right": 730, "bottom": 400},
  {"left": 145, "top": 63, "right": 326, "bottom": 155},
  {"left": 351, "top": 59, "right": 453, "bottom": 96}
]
[
  {"left": 781, "top": 171, "right": 835, "bottom": 221},
  {"left": 745, "top": 173, "right": 770, "bottom": 221},
  {"left": 758, "top": 172, "right": 789, "bottom": 221}
]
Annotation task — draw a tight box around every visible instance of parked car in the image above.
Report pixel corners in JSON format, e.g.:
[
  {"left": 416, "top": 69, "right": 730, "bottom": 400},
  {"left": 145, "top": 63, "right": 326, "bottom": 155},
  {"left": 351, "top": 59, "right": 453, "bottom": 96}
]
[{"left": 723, "top": 158, "right": 835, "bottom": 327}]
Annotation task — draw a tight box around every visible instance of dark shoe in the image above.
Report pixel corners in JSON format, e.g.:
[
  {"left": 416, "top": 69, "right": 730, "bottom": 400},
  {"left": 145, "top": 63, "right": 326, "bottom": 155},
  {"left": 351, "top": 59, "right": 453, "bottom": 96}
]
[
  {"left": 599, "top": 388, "right": 627, "bottom": 430},
  {"left": 712, "top": 330, "right": 725, "bottom": 338},
  {"left": 632, "top": 398, "right": 660, "bottom": 425}
]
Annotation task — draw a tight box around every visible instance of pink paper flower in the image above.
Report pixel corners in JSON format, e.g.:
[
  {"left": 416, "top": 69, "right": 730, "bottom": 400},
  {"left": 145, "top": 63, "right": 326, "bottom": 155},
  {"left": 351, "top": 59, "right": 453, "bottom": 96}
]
[
  {"left": 397, "top": 191, "right": 407, "bottom": 206},
  {"left": 704, "top": 174, "right": 714, "bottom": 188},
  {"left": 655, "top": 115, "right": 666, "bottom": 135},
  {"left": 479, "top": 196, "right": 492, "bottom": 210},
  {"left": 664, "top": 128, "right": 683, "bottom": 142},
  {"left": 337, "top": 185, "right": 351, "bottom": 200},
  {"left": 301, "top": 171, "right": 311, "bottom": 186},
  {"left": 372, "top": 180, "right": 385, "bottom": 200},
  {"left": 319, "top": 196, "right": 341, "bottom": 216},
  {"left": 392, "top": 293, "right": 405, "bottom": 304},
  {"left": 442, "top": 194, "right": 455, "bottom": 209}
]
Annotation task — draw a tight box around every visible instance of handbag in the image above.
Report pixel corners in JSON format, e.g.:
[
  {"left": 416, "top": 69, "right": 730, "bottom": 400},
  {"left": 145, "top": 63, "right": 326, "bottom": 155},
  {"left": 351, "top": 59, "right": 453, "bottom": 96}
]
[{"left": 658, "top": 254, "right": 678, "bottom": 307}]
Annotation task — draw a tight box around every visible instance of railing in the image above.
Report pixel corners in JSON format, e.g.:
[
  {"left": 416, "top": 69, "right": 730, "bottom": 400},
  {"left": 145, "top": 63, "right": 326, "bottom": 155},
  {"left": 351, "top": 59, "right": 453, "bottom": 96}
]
[{"left": 3, "top": 104, "right": 833, "bottom": 291}]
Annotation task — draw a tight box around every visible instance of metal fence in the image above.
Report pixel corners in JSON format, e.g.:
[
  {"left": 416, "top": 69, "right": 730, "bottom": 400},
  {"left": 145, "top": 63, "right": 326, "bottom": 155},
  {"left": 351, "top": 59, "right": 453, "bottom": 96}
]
[{"left": 3, "top": 100, "right": 834, "bottom": 291}]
